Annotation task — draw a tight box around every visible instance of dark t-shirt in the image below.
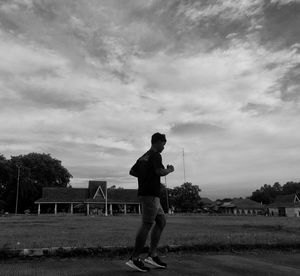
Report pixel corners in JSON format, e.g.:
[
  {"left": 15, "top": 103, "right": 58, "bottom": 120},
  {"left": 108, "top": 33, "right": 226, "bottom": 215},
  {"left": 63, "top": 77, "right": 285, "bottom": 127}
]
[{"left": 137, "top": 149, "right": 164, "bottom": 197}]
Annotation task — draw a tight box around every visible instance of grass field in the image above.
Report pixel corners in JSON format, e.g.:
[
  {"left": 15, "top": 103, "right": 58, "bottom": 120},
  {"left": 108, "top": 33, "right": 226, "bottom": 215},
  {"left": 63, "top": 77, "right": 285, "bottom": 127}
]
[{"left": 0, "top": 214, "right": 300, "bottom": 250}]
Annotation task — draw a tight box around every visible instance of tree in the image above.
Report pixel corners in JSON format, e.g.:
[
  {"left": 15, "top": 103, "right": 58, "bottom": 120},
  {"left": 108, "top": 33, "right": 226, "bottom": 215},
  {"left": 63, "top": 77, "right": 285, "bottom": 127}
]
[
  {"left": 282, "top": 182, "right": 300, "bottom": 194},
  {"left": 250, "top": 183, "right": 278, "bottom": 204},
  {"left": 273, "top": 182, "right": 282, "bottom": 194},
  {"left": 250, "top": 181, "right": 300, "bottom": 204},
  {"left": 169, "top": 182, "right": 201, "bottom": 212},
  {"left": 1, "top": 153, "right": 72, "bottom": 213},
  {"left": 0, "top": 155, "right": 12, "bottom": 203}
]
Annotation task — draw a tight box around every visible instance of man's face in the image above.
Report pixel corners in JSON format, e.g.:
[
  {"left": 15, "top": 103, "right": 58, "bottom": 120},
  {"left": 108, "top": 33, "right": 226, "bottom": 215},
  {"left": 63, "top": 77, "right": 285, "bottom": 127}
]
[{"left": 156, "top": 141, "right": 166, "bottom": 153}]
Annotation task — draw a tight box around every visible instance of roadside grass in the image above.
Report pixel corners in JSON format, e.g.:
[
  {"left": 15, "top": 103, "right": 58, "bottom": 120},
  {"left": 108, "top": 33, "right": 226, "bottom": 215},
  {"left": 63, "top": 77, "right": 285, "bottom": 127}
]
[{"left": 0, "top": 214, "right": 299, "bottom": 250}]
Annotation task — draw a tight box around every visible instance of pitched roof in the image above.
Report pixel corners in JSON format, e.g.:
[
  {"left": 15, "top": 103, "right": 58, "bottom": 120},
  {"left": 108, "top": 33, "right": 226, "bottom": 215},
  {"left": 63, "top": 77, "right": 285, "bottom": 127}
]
[
  {"left": 35, "top": 186, "right": 139, "bottom": 204},
  {"left": 88, "top": 180, "right": 107, "bottom": 198},
  {"left": 200, "top": 198, "right": 213, "bottom": 205},
  {"left": 268, "top": 194, "right": 300, "bottom": 207},
  {"left": 275, "top": 194, "right": 298, "bottom": 203},
  {"left": 231, "top": 198, "right": 265, "bottom": 209},
  {"left": 35, "top": 187, "right": 88, "bottom": 203},
  {"left": 86, "top": 189, "right": 138, "bottom": 203},
  {"left": 219, "top": 198, "right": 265, "bottom": 209},
  {"left": 220, "top": 202, "right": 235, "bottom": 208}
]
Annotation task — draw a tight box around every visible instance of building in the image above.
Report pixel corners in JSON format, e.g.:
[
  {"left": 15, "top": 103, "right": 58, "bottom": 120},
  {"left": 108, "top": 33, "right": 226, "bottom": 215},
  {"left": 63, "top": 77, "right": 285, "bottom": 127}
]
[
  {"left": 218, "top": 198, "right": 266, "bottom": 215},
  {"left": 35, "top": 180, "right": 141, "bottom": 215},
  {"left": 268, "top": 194, "right": 300, "bottom": 217},
  {"left": 198, "top": 197, "right": 213, "bottom": 212},
  {"left": 199, "top": 197, "right": 213, "bottom": 206}
]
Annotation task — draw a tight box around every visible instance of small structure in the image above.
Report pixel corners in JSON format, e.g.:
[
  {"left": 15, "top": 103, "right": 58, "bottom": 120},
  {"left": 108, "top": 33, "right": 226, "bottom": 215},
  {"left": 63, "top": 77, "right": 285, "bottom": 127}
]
[
  {"left": 200, "top": 197, "right": 213, "bottom": 206},
  {"left": 268, "top": 194, "right": 300, "bottom": 217},
  {"left": 35, "top": 181, "right": 141, "bottom": 216},
  {"left": 198, "top": 197, "right": 213, "bottom": 212},
  {"left": 218, "top": 198, "right": 265, "bottom": 215},
  {"left": 85, "top": 183, "right": 141, "bottom": 215}
]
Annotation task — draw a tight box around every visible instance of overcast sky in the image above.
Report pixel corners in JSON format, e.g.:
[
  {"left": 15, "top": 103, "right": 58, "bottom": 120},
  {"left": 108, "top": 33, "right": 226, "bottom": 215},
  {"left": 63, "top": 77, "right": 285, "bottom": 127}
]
[{"left": 1, "top": 0, "right": 300, "bottom": 199}]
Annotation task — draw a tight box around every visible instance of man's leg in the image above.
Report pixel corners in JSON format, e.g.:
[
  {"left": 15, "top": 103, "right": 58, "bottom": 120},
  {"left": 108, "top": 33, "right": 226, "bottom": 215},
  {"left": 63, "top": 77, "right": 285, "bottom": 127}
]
[
  {"left": 126, "top": 221, "right": 153, "bottom": 272},
  {"left": 131, "top": 221, "right": 153, "bottom": 259},
  {"left": 126, "top": 196, "right": 157, "bottom": 272},
  {"left": 149, "top": 214, "right": 166, "bottom": 257}
]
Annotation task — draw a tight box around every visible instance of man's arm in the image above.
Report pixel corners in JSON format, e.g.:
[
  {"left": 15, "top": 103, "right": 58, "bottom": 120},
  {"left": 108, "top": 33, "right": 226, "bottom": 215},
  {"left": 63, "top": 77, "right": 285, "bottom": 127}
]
[{"left": 155, "top": 165, "right": 174, "bottom": 176}]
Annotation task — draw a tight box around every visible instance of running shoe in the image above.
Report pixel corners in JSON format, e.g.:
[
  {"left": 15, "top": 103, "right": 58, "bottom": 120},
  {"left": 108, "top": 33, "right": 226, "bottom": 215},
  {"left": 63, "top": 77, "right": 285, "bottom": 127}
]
[
  {"left": 144, "top": 256, "right": 167, "bottom": 269},
  {"left": 126, "top": 258, "right": 150, "bottom": 272}
]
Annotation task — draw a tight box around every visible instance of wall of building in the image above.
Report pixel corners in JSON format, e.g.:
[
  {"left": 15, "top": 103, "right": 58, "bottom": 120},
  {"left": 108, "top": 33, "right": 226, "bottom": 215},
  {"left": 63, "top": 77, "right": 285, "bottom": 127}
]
[
  {"left": 268, "top": 207, "right": 300, "bottom": 217},
  {"left": 286, "top": 207, "right": 300, "bottom": 217},
  {"left": 268, "top": 207, "right": 279, "bottom": 216},
  {"left": 223, "top": 208, "right": 260, "bottom": 215}
]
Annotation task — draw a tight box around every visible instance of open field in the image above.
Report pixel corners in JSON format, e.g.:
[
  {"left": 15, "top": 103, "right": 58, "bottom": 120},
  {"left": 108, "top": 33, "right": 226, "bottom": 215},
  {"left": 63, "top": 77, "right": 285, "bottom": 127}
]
[{"left": 0, "top": 214, "right": 300, "bottom": 250}]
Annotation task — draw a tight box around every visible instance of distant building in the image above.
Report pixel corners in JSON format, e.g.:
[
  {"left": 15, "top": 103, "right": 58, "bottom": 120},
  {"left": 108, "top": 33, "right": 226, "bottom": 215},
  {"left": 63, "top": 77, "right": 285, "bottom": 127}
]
[
  {"left": 199, "top": 197, "right": 213, "bottom": 206},
  {"left": 35, "top": 181, "right": 140, "bottom": 215},
  {"left": 268, "top": 194, "right": 300, "bottom": 217},
  {"left": 217, "top": 198, "right": 265, "bottom": 215},
  {"left": 198, "top": 197, "right": 213, "bottom": 211}
]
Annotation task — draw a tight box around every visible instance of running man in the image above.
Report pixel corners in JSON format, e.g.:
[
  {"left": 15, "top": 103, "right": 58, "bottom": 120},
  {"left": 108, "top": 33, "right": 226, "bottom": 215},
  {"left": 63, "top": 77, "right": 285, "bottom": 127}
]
[{"left": 126, "top": 133, "right": 175, "bottom": 272}]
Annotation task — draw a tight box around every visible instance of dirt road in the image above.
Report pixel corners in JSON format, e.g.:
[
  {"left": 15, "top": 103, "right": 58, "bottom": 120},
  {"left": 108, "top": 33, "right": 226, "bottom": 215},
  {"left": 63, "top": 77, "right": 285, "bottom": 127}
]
[{"left": 0, "top": 251, "right": 299, "bottom": 275}]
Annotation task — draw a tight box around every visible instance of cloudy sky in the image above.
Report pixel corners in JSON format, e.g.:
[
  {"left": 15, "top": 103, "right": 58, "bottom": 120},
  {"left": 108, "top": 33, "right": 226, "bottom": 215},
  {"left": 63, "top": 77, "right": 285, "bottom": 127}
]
[{"left": 1, "top": 0, "right": 300, "bottom": 199}]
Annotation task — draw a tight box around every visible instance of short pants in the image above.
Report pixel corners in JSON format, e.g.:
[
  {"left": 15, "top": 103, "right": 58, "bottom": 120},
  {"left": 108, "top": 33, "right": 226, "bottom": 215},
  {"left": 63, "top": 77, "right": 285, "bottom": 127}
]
[{"left": 139, "top": 196, "right": 165, "bottom": 223}]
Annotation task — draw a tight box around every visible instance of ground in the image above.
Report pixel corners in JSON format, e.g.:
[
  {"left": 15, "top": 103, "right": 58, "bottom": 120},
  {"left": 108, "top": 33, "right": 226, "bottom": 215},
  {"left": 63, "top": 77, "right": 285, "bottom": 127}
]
[
  {"left": 1, "top": 215, "right": 300, "bottom": 249},
  {"left": 1, "top": 215, "right": 299, "bottom": 275},
  {"left": 1, "top": 250, "right": 300, "bottom": 276}
]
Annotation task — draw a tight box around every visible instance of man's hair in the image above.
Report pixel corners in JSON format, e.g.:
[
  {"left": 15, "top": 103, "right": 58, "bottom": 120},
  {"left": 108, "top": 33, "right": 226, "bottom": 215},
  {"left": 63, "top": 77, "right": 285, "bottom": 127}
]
[{"left": 151, "top": 132, "right": 167, "bottom": 144}]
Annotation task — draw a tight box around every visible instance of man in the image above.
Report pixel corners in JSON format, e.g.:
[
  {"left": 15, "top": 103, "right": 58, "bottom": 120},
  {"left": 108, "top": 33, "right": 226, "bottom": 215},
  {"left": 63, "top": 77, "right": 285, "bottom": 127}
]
[{"left": 126, "top": 133, "right": 175, "bottom": 272}]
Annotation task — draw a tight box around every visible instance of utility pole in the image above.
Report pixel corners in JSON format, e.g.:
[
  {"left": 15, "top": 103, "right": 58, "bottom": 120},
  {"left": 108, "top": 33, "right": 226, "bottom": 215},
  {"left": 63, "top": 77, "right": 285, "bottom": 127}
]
[
  {"left": 105, "top": 184, "right": 108, "bottom": 216},
  {"left": 15, "top": 163, "right": 21, "bottom": 215},
  {"left": 182, "top": 148, "right": 186, "bottom": 183},
  {"left": 164, "top": 176, "right": 169, "bottom": 212}
]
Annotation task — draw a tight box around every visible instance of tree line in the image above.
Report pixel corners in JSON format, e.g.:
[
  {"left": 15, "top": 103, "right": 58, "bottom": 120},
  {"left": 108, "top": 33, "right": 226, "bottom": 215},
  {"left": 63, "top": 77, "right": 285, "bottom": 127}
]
[
  {"left": 0, "top": 153, "right": 72, "bottom": 213},
  {"left": 2, "top": 151, "right": 298, "bottom": 213},
  {"left": 250, "top": 181, "right": 300, "bottom": 204},
  {"left": 0, "top": 152, "right": 202, "bottom": 214},
  {"left": 160, "top": 182, "right": 202, "bottom": 212},
  {"left": 107, "top": 182, "right": 202, "bottom": 213}
]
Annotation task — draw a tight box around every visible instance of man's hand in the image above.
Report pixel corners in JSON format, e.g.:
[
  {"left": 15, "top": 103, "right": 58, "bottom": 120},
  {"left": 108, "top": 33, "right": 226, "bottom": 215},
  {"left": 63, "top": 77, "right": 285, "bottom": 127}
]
[
  {"left": 156, "top": 165, "right": 175, "bottom": 176},
  {"left": 167, "top": 164, "right": 174, "bottom": 173}
]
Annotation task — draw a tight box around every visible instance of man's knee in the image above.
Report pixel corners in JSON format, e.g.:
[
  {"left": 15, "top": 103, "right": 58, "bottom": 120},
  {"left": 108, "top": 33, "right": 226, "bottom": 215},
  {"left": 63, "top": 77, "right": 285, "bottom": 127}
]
[
  {"left": 155, "top": 215, "right": 166, "bottom": 229},
  {"left": 142, "top": 221, "right": 153, "bottom": 231}
]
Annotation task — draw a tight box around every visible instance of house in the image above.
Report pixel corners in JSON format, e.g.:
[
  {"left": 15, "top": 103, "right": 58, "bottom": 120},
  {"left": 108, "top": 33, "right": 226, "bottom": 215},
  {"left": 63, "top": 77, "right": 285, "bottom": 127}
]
[
  {"left": 198, "top": 197, "right": 213, "bottom": 212},
  {"left": 35, "top": 180, "right": 140, "bottom": 215},
  {"left": 218, "top": 198, "right": 265, "bottom": 215},
  {"left": 268, "top": 194, "right": 300, "bottom": 217},
  {"left": 199, "top": 197, "right": 213, "bottom": 206}
]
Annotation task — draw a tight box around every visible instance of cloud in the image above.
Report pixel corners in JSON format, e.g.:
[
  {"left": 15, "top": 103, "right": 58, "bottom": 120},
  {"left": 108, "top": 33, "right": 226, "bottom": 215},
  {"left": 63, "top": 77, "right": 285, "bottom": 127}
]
[
  {"left": 271, "top": 0, "right": 300, "bottom": 5},
  {"left": 240, "top": 103, "right": 276, "bottom": 116},
  {"left": 0, "top": 33, "right": 97, "bottom": 111},
  {"left": 0, "top": 33, "right": 67, "bottom": 75},
  {"left": 170, "top": 122, "right": 224, "bottom": 136},
  {"left": 279, "top": 64, "right": 300, "bottom": 102},
  {"left": 260, "top": 1, "right": 300, "bottom": 50},
  {"left": 177, "top": 0, "right": 263, "bottom": 21},
  {"left": 1, "top": 0, "right": 300, "bottom": 199},
  {"left": 130, "top": 39, "right": 298, "bottom": 128}
]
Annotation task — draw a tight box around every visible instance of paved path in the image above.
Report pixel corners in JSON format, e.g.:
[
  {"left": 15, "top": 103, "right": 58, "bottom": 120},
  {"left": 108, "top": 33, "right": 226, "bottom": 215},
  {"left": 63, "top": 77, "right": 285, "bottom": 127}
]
[{"left": 0, "top": 251, "right": 299, "bottom": 276}]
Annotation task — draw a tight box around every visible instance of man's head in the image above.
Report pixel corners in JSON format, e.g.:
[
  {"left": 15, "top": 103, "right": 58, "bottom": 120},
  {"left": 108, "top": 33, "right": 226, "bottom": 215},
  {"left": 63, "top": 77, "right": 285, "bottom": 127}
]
[{"left": 151, "top": 132, "right": 167, "bottom": 153}]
